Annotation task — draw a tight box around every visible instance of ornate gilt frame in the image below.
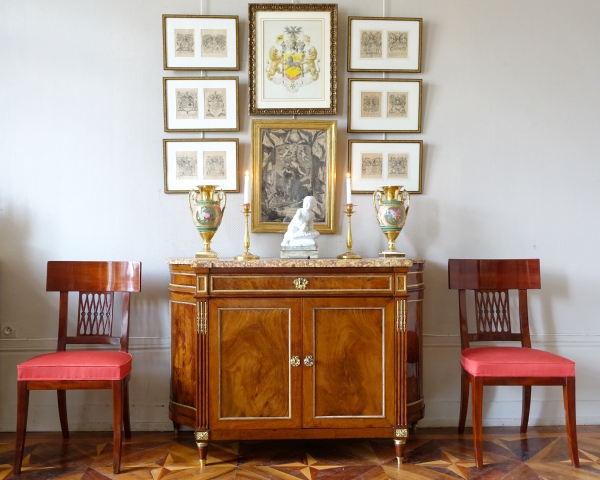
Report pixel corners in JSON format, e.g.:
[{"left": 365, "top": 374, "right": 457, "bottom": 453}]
[
  {"left": 251, "top": 119, "right": 337, "bottom": 234},
  {"left": 248, "top": 3, "right": 338, "bottom": 115}
]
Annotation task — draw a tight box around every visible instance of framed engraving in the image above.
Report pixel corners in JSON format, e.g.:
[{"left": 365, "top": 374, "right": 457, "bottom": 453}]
[
  {"left": 163, "top": 138, "right": 239, "bottom": 193},
  {"left": 163, "top": 76, "right": 239, "bottom": 132},
  {"left": 163, "top": 15, "right": 239, "bottom": 70},
  {"left": 348, "top": 17, "right": 422, "bottom": 72},
  {"left": 348, "top": 140, "right": 423, "bottom": 194},
  {"left": 248, "top": 3, "right": 338, "bottom": 115},
  {"left": 348, "top": 78, "right": 421, "bottom": 133},
  {"left": 251, "top": 119, "right": 336, "bottom": 233}
]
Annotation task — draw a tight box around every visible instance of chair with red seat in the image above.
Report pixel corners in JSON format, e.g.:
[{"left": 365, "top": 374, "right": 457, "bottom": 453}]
[
  {"left": 447, "top": 259, "right": 578, "bottom": 468},
  {"left": 14, "top": 261, "right": 141, "bottom": 475}
]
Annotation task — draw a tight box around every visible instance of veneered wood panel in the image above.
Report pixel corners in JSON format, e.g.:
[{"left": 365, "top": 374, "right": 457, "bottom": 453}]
[
  {"left": 209, "top": 297, "right": 302, "bottom": 430},
  {"left": 46, "top": 261, "right": 141, "bottom": 293},
  {"left": 302, "top": 297, "right": 395, "bottom": 428},
  {"left": 210, "top": 274, "right": 393, "bottom": 295},
  {"left": 406, "top": 262, "right": 425, "bottom": 423},
  {"left": 169, "top": 299, "right": 197, "bottom": 417}
]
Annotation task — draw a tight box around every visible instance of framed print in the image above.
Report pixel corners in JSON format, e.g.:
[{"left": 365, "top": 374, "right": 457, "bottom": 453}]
[
  {"left": 348, "top": 17, "right": 422, "bottom": 72},
  {"left": 163, "top": 138, "right": 239, "bottom": 193},
  {"left": 248, "top": 3, "right": 338, "bottom": 115},
  {"left": 349, "top": 140, "right": 423, "bottom": 194},
  {"left": 163, "top": 15, "right": 239, "bottom": 70},
  {"left": 163, "top": 76, "right": 239, "bottom": 132},
  {"left": 348, "top": 78, "right": 422, "bottom": 133},
  {"left": 251, "top": 119, "right": 336, "bottom": 234}
]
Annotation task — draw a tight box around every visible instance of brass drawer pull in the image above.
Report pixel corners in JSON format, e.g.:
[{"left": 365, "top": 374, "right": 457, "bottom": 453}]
[
  {"left": 293, "top": 278, "right": 309, "bottom": 290},
  {"left": 290, "top": 356, "right": 300, "bottom": 367},
  {"left": 304, "top": 355, "right": 314, "bottom": 367}
]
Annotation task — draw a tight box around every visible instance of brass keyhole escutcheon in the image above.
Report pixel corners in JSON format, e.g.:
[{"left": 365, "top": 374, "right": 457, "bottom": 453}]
[
  {"left": 304, "top": 355, "right": 314, "bottom": 367},
  {"left": 294, "top": 278, "right": 308, "bottom": 290},
  {"left": 290, "top": 356, "right": 300, "bottom": 367}
]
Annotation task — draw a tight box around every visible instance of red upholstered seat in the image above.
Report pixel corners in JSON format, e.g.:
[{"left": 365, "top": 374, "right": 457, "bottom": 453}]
[
  {"left": 17, "top": 351, "right": 132, "bottom": 381},
  {"left": 448, "top": 259, "right": 578, "bottom": 469},
  {"left": 461, "top": 347, "right": 575, "bottom": 377},
  {"left": 13, "top": 261, "right": 141, "bottom": 476}
]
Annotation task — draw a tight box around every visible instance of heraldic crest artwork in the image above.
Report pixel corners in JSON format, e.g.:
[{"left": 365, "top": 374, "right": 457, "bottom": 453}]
[
  {"left": 266, "top": 26, "right": 320, "bottom": 93},
  {"left": 249, "top": 4, "right": 337, "bottom": 115}
]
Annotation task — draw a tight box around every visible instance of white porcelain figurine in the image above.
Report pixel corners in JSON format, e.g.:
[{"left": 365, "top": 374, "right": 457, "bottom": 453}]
[{"left": 281, "top": 196, "right": 320, "bottom": 247}]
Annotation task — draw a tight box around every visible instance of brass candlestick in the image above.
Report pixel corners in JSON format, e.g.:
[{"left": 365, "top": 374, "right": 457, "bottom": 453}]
[
  {"left": 337, "top": 204, "right": 362, "bottom": 259},
  {"left": 234, "top": 204, "right": 260, "bottom": 261}
]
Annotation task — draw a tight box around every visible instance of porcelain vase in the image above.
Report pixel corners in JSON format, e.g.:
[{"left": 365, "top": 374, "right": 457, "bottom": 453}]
[
  {"left": 188, "top": 185, "right": 227, "bottom": 258},
  {"left": 372, "top": 185, "right": 410, "bottom": 257}
]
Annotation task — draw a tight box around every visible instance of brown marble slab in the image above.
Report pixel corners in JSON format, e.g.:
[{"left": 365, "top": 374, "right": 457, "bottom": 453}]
[{"left": 167, "top": 257, "right": 423, "bottom": 268}]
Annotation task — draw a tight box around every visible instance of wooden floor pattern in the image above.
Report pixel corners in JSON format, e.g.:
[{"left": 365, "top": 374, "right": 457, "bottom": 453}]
[{"left": 1, "top": 426, "right": 600, "bottom": 479}]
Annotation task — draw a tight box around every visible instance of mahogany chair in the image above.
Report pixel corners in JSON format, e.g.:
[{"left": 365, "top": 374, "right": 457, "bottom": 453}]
[
  {"left": 14, "top": 261, "right": 141, "bottom": 475},
  {"left": 447, "top": 259, "right": 578, "bottom": 468}
]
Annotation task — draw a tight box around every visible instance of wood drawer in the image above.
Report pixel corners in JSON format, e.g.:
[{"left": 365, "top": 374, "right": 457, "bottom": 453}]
[
  {"left": 209, "top": 274, "right": 395, "bottom": 295},
  {"left": 170, "top": 271, "right": 208, "bottom": 294}
]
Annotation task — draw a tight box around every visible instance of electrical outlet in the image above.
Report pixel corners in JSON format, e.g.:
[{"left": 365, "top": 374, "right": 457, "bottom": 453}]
[{"left": 1, "top": 325, "right": 16, "bottom": 338}]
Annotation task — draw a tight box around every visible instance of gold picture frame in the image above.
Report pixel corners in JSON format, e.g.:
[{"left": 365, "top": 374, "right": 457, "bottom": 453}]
[
  {"left": 248, "top": 3, "right": 338, "bottom": 115},
  {"left": 163, "top": 138, "right": 239, "bottom": 194},
  {"left": 347, "top": 17, "right": 422, "bottom": 72},
  {"left": 348, "top": 78, "right": 422, "bottom": 133},
  {"left": 348, "top": 140, "right": 423, "bottom": 194},
  {"left": 162, "top": 15, "right": 240, "bottom": 70},
  {"left": 251, "top": 119, "right": 337, "bottom": 233},
  {"left": 163, "top": 76, "right": 239, "bottom": 132}
]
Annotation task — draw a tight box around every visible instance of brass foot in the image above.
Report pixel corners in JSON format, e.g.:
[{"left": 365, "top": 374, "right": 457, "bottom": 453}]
[
  {"left": 394, "top": 436, "right": 407, "bottom": 464},
  {"left": 194, "top": 431, "right": 209, "bottom": 466}
]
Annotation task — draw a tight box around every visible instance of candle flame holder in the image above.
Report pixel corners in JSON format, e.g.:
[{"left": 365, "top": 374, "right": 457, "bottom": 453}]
[
  {"left": 337, "top": 204, "right": 362, "bottom": 259},
  {"left": 234, "top": 204, "right": 260, "bottom": 261}
]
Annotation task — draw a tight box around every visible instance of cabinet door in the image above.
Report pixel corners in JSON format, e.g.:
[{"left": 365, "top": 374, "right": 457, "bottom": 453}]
[
  {"left": 208, "top": 297, "right": 302, "bottom": 430},
  {"left": 302, "top": 297, "right": 395, "bottom": 428}
]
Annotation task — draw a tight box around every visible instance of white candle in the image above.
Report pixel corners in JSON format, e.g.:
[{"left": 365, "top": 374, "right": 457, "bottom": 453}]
[
  {"left": 346, "top": 173, "right": 352, "bottom": 205},
  {"left": 243, "top": 171, "right": 250, "bottom": 204}
]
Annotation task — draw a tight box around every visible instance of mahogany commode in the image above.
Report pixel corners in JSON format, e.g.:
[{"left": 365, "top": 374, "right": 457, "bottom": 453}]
[{"left": 167, "top": 258, "right": 425, "bottom": 462}]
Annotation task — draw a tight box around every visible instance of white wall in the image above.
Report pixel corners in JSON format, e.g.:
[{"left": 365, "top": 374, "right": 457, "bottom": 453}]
[{"left": 1, "top": 0, "right": 599, "bottom": 431}]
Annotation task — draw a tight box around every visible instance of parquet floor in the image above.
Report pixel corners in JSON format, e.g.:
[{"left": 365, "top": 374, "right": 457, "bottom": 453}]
[{"left": 1, "top": 426, "right": 600, "bottom": 479}]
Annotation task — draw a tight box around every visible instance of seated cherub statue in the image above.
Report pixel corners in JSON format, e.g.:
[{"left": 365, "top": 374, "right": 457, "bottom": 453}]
[{"left": 281, "top": 196, "right": 320, "bottom": 247}]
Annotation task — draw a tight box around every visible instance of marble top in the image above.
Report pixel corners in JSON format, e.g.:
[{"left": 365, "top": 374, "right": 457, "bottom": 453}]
[{"left": 167, "top": 257, "right": 423, "bottom": 268}]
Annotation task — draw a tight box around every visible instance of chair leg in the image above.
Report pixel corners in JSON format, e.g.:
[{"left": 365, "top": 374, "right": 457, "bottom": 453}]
[
  {"left": 57, "top": 389, "right": 69, "bottom": 438},
  {"left": 112, "top": 380, "right": 124, "bottom": 474},
  {"left": 563, "top": 377, "right": 579, "bottom": 467},
  {"left": 14, "top": 382, "right": 30, "bottom": 475},
  {"left": 471, "top": 376, "right": 484, "bottom": 468},
  {"left": 520, "top": 385, "right": 531, "bottom": 433},
  {"left": 458, "top": 368, "right": 469, "bottom": 434},
  {"left": 123, "top": 382, "right": 131, "bottom": 438}
]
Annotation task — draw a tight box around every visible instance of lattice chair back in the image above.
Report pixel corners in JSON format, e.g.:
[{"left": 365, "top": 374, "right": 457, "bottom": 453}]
[
  {"left": 78, "top": 291, "right": 114, "bottom": 336},
  {"left": 474, "top": 289, "right": 511, "bottom": 334}
]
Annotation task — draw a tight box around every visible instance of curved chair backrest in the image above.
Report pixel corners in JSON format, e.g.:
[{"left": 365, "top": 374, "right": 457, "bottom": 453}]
[
  {"left": 46, "top": 261, "right": 141, "bottom": 352},
  {"left": 448, "top": 259, "right": 540, "bottom": 350}
]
